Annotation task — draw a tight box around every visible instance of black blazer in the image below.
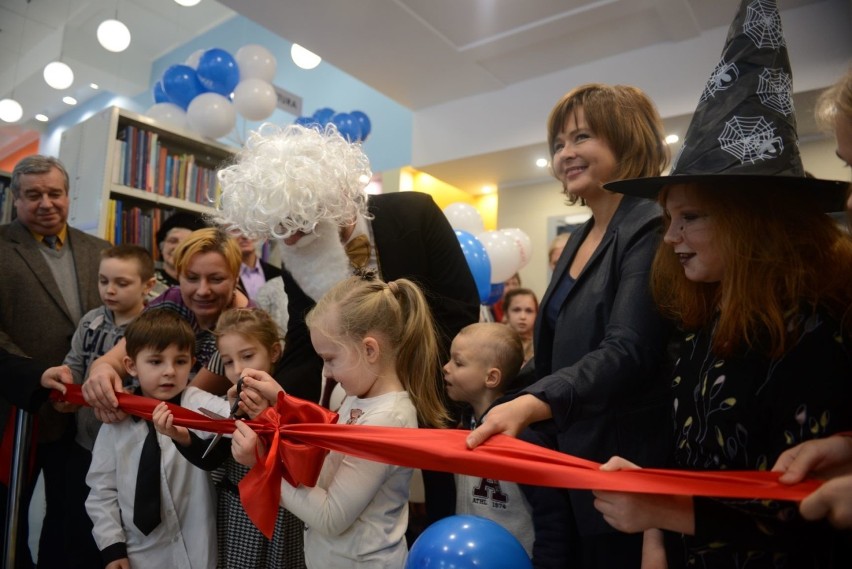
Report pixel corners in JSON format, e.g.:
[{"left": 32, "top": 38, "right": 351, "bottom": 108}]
[
  {"left": 528, "top": 195, "right": 674, "bottom": 536},
  {"left": 0, "top": 349, "right": 51, "bottom": 412},
  {"left": 276, "top": 192, "right": 481, "bottom": 402}
]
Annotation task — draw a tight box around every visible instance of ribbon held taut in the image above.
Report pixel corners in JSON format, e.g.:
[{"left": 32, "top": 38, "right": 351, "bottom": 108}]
[{"left": 53, "top": 385, "right": 820, "bottom": 538}]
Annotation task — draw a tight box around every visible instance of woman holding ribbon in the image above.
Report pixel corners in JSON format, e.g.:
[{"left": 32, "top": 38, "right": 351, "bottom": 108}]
[
  {"left": 467, "top": 82, "right": 675, "bottom": 567},
  {"left": 588, "top": 2, "right": 852, "bottom": 566}
]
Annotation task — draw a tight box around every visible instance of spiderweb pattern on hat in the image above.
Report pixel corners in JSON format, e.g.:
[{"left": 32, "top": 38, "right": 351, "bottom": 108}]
[{"left": 214, "top": 123, "right": 372, "bottom": 241}]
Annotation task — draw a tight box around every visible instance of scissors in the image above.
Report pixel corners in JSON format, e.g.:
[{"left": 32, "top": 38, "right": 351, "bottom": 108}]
[{"left": 198, "top": 377, "right": 243, "bottom": 459}]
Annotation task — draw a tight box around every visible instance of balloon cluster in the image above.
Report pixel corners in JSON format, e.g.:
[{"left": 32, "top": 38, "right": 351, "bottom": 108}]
[
  {"left": 443, "top": 202, "right": 532, "bottom": 304},
  {"left": 293, "top": 107, "right": 371, "bottom": 143},
  {"left": 146, "top": 45, "right": 278, "bottom": 139}
]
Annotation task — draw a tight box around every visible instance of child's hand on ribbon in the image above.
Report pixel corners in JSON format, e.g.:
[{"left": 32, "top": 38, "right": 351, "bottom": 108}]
[
  {"left": 237, "top": 369, "right": 284, "bottom": 418},
  {"left": 232, "top": 419, "right": 267, "bottom": 468}
]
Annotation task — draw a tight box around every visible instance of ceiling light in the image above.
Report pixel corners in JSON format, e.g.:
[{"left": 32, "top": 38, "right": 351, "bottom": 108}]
[
  {"left": 174, "top": 0, "right": 202, "bottom": 6},
  {"left": 0, "top": 98, "right": 24, "bottom": 123},
  {"left": 90, "top": 83, "right": 100, "bottom": 90},
  {"left": 35, "top": 113, "right": 49, "bottom": 122},
  {"left": 44, "top": 61, "right": 74, "bottom": 90},
  {"left": 97, "top": 19, "right": 131, "bottom": 53},
  {"left": 481, "top": 185, "right": 494, "bottom": 194},
  {"left": 665, "top": 134, "right": 680, "bottom": 144},
  {"left": 63, "top": 96, "right": 78, "bottom": 105},
  {"left": 291, "top": 44, "right": 321, "bottom": 70},
  {"left": 535, "top": 158, "right": 548, "bottom": 168}
]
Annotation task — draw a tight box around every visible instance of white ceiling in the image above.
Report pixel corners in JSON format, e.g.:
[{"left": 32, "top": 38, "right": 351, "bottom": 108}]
[{"left": 2, "top": 0, "right": 850, "bottom": 193}]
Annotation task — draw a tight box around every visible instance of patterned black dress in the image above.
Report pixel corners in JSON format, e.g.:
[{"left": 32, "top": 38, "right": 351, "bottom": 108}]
[{"left": 664, "top": 309, "right": 852, "bottom": 568}]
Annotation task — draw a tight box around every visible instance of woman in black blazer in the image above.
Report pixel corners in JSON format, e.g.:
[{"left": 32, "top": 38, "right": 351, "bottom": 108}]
[{"left": 468, "top": 84, "right": 674, "bottom": 568}]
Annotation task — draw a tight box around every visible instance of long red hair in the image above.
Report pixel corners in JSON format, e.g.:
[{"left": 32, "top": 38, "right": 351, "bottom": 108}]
[{"left": 652, "top": 182, "right": 852, "bottom": 358}]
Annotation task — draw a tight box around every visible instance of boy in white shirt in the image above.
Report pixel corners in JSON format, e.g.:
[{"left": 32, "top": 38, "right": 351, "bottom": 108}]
[{"left": 85, "top": 309, "right": 221, "bottom": 569}]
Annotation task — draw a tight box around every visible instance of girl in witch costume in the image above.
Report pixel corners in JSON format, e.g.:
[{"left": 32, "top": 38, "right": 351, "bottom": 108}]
[{"left": 589, "top": 1, "right": 852, "bottom": 567}]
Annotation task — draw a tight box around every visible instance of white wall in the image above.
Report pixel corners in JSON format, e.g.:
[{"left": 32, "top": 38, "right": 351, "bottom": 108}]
[{"left": 497, "top": 135, "right": 851, "bottom": 300}]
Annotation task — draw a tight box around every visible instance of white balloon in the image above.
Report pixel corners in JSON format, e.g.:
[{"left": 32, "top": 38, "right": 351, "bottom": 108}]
[
  {"left": 501, "top": 228, "right": 532, "bottom": 269},
  {"left": 185, "top": 48, "right": 206, "bottom": 69},
  {"left": 235, "top": 44, "right": 277, "bottom": 83},
  {"left": 145, "top": 102, "right": 188, "bottom": 130},
  {"left": 443, "top": 202, "right": 484, "bottom": 235},
  {"left": 478, "top": 230, "right": 522, "bottom": 283},
  {"left": 186, "top": 93, "right": 236, "bottom": 139},
  {"left": 232, "top": 78, "right": 277, "bottom": 121}
]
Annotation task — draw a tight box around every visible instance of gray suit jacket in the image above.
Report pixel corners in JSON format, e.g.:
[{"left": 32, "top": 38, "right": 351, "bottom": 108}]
[{"left": 0, "top": 219, "right": 110, "bottom": 440}]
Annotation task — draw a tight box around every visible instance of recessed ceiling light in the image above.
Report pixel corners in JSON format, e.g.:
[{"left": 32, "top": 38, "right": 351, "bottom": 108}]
[
  {"left": 481, "top": 185, "right": 494, "bottom": 194},
  {"left": 291, "top": 43, "right": 322, "bottom": 70},
  {"left": 63, "top": 96, "right": 78, "bottom": 105},
  {"left": 174, "top": 0, "right": 202, "bottom": 6},
  {"left": 535, "top": 158, "right": 548, "bottom": 168},
  {"left": 90, "top": 83, "right": 100, "bottom": 90},
  {"left": 35, "top": 114, "right": 49, "bottom": 122},
  {"left": 665, "top": 134, "right": 680, "bottom": 144}
]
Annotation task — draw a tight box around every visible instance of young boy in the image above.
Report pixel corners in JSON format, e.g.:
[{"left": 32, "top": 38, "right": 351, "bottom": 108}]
[
  {"left": 443, "top": 323, "right": 532, "bottom": 549},
  {"left": 61, "top": 244, "right": 156, "bottom": 567},
  {"left": 85, "top": 309, "right": 219, "bottom": 569}
]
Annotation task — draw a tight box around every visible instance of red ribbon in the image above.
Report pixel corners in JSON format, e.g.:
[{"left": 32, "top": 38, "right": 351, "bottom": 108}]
[{"left": 53, "top": 385, "right": 820, "bottom": 538}]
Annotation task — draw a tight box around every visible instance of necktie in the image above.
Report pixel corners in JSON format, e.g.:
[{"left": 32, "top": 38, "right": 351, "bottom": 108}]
[
  {"left": 133, "top": 420, "right": 162, "bottom": 535},
  {"left": 43, "top": 235, "right": 58, "bottom": 249},
  {"left": 344, "top": 234, "right": 371, "bottom": 269}
]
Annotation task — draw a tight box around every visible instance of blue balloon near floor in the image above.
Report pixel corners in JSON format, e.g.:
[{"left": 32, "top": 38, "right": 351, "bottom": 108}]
[{"left": 406, "top": 515, "right": 531, "bottom": 569}]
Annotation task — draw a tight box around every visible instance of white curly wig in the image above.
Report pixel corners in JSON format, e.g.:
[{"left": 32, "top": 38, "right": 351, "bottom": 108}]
[{"left": 214, "top": 123, "right": 372, "bottom": 240}]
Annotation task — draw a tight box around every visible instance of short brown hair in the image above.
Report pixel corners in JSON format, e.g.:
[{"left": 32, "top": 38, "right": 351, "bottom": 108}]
[
  {"left": 125, "top": 309, "right": 195, "bottom": 360},
  {"left": 173, "top": 227, "right": 241, "bottom": 279},
  {"left": 100, "top": 244, "right": 155, "bottom": 282},
  {"left": 11, "top": 155, "right": 69, "bottom": 198},
  {"left": 547, "top": 84, "right": 669, "bottom": 204},
  {"left": 457, "top": 323, "right": 524, "bottom": 393}
]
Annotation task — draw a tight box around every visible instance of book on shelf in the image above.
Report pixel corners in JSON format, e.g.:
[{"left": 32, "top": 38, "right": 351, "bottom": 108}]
[{"left": 113, "top": 123, "right": 222, "bottom": 206}]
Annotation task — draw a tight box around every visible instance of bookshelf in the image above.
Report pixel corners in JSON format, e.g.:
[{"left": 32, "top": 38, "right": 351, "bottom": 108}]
[{"left": 59, "top": 106, "right": 236, "bottom": 256}]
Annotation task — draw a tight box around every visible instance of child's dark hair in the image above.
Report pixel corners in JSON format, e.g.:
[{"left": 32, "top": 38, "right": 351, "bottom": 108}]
[
  {"left": 215, "top": 308, "right": 281, "bottom": 362},
  {"left": 502, "top": 287, "right": 539, "bottom": 316},
  {"left": 125, "top": 309, "right": 195, "bottom": 360},
  {"left": 306, "top": 276, "right": 449, "bottom": 428},
  {"left": 100, "top": 244, "right": 155, "bottom": 282},
  {"left": 458, "top": 323, "right": 524, "bottom": 392}
]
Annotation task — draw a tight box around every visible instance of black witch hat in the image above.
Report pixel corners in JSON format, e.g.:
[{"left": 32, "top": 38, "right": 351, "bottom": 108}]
[{"left": 605, "top": 0, "right": 848, "bottom": 212}]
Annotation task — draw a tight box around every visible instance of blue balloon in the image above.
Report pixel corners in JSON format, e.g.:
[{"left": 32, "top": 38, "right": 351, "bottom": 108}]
[
  {"left": 196, "top": 48, "right": 240, "bottom": 96},
  {"left": 406, "top": 515, "right": 531, "bottom": 569},
  {"left": 294, "top": 116, "right": 321, "bottom": 129},
  {"left": 312, "top": 107, "right": 335, "bottom": 125},
  {"left": 350, "top": 110, "right": 371, "bottom": 140},
  {"left": 455, "top": 230, "right": 491, "bottom": 303},
  {"left": 331, "top": 112, "right": 362, "bottom": 142},
  {"left": 486, "top": 282, "right": 505, "bottom": 306},
  {"left": 152, "top": 80, "right": 171, "bottom": 104},
  {"left": 161, "top": 64, "right": 207, "bottom": 110}
]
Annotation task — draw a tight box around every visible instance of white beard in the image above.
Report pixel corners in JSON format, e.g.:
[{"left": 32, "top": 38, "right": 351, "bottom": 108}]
[{"left": 277, "top": 221, "right": 351, "bottom": 302}]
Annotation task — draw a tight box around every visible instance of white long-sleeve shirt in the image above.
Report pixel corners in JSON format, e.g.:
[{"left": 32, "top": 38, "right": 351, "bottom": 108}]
[
  {"left": 280, "top": 390, "right": 417, "bottom": 568},
  {"left": 86, "top": 386, "right": 226, "bottom": 569}
]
